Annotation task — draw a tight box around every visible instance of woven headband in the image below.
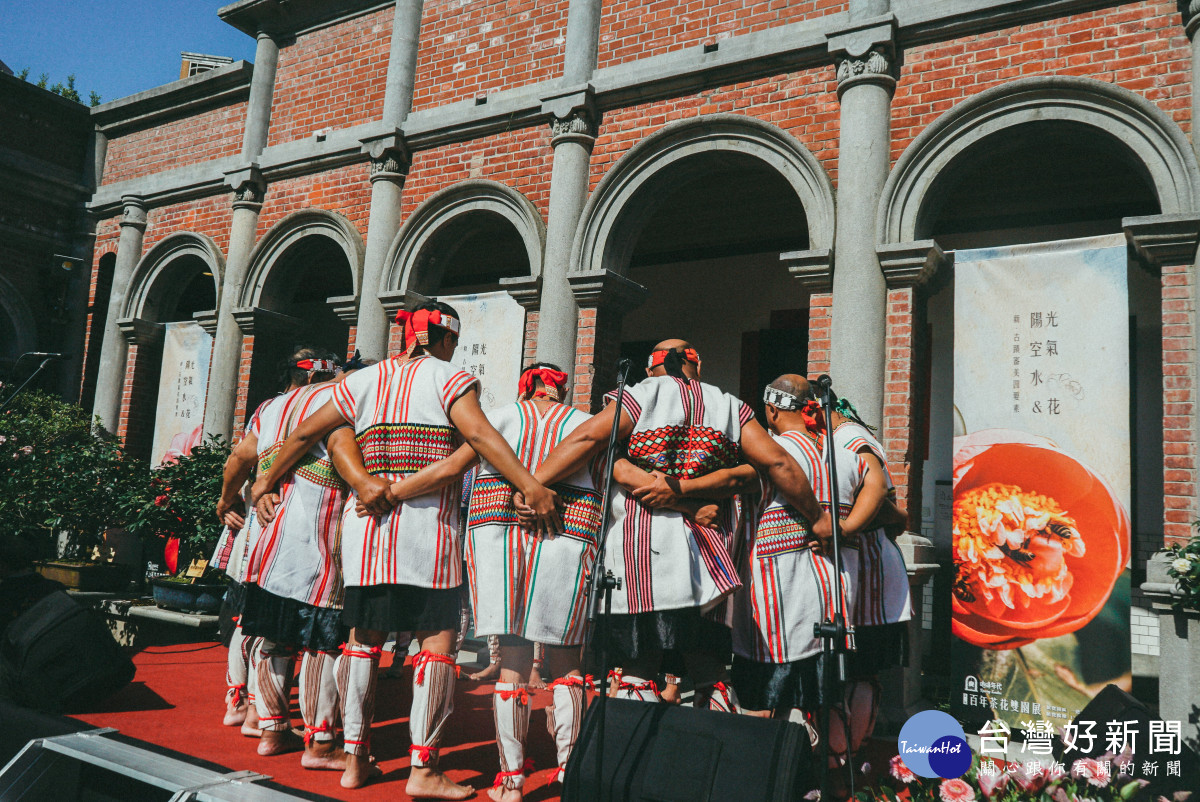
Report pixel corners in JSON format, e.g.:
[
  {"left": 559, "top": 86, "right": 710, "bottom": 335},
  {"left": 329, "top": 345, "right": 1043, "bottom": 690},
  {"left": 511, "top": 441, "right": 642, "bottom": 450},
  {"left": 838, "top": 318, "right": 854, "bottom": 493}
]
[
  {"left": 294, "top": 359, "right": 338, "bottom": 373},
  {"left": 518, "top": 367, "right": 569, "bottom": 401},
  {"left": 763, "top": 385, "right": 801, "bottom": 411},
  {"left": 395, "top": 308, "right": 462, "bottom": 356},
  {"left": 648, "top": 347, "right": 699, "bottom": 370}
]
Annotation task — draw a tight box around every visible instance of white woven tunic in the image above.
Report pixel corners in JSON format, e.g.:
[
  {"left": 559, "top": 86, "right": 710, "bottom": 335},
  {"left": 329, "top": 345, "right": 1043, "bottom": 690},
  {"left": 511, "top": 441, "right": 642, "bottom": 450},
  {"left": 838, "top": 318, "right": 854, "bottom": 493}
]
[
  {"left": 332, "top": 355, "right": 478, "bottom": 589},
  {"left": 211, "top": 400, "right": 271, "bottom": 581},
  {"left": 602, "top": 375, "right": 753, "bottom": 616},
  {"left": 242, "top": 382, "right": 348, "bottom": 609},
  {"left": 733, "top": 429, "right": 864, "bottom": 663},
  {"left": 465, "top": 400, "right": 602, "bottom": 645},
  {"left": 832, "top": 421, "right": 912, "bottom": 625}
]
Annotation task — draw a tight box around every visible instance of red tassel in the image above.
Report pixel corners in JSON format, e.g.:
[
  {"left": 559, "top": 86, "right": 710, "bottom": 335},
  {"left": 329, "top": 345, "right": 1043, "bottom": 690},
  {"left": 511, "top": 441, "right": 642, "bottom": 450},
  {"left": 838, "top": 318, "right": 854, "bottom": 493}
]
[
  {"left": 496, "top": 686, "right": 530, "bottom": 704},
  {"left": 493, "top": 759, "right": 535, "bottom": 786},
  {"left": 410, "top": 744, "right": 439, "bottom": 764},
  {"left": 413, "top": 650, "right": 459, "bottom": 685}
]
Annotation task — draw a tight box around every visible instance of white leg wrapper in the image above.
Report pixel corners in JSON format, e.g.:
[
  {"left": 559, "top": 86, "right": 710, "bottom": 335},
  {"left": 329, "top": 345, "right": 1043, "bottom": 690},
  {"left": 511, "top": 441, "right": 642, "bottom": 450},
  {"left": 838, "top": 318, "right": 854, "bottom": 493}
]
[
  {"left": 254, "top": 642, "right": 296, "bottom": 732},
  {"left": 409, "top": 651, "right": 458, "bottom": 768},
  {"left": 695, "top": 681, "right": 739, "bottom": 714},
  {"left": 492, "top": 683, "right": 531, "bottom": 789},
  {"left": 246, "top": 636, "right": 263, "bottom": 707},
  {"left": 225, "top": 624, "right": 249, "bottom": 704},
  {"left": 545, "top": 676, "right": 587, "bottom": 780},
  {"left": 299, "top": 650, "right": 339, "bottom": 744},
  {"left": 616, "top": 675, "right": 661, "bottom": 702},
  {"left": 336, "top": 645, "right": 380, "bottom": 757}
]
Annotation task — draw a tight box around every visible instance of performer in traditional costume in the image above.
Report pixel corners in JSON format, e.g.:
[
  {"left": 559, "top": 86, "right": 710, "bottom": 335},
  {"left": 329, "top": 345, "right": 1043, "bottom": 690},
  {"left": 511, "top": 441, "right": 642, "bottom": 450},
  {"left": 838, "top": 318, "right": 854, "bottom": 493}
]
[
  {"left": 527, "top": 340, "right": 832, "bottom": 709},
  {"left": 830, "top": 398, "right": 910, "bottom": 754},
  {"left": 731, "top": 375, "right": 891, "bottom": 768},
  {"left": 251, "top": 301, "right": 560, "bottom": 796}
]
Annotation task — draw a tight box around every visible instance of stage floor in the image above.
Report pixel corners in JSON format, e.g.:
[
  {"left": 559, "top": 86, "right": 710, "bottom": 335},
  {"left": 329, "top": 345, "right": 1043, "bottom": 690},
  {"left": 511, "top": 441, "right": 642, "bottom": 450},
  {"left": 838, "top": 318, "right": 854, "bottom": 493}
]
[{"left": 70, "top": 642, "right": 565, "bottom": 802}]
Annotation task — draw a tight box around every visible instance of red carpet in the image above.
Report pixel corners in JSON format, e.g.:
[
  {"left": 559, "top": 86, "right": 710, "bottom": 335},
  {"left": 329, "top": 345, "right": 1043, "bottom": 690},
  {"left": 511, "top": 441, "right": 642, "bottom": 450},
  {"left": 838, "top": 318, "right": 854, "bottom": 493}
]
[{"left": 71, "top": 642, "right": 564, "bottom": 801}]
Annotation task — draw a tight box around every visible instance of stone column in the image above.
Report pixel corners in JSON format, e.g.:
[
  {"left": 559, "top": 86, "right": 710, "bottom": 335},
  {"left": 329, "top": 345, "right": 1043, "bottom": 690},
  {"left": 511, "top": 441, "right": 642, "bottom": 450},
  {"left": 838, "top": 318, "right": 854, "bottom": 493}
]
[
  {"left": 826, "top": 12, "right": 897, "bottom": 428},
  {"left": 354, "top": 0, "right": 425, "bottom": 361},
  {"left": 203, "top": 30, "right": 278, "bottom": 438},
  {"left": 535, "top": 0, "right": 603, "bottom": 372},
  {"left": 92, "top": 195, "right": 147, "bottom": 432},
  {"left": 204, "top": 171, "right": 266, "bottom": 438}
]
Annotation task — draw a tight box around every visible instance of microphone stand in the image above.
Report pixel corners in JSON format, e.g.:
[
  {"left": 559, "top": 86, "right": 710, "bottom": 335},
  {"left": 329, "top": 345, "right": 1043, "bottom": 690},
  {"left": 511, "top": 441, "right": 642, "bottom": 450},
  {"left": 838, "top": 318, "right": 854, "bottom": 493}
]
[
  {"left": 813, "top": 374, "right": 855, "bottom": 801},
  {"left": 582, "top": 357, "right": 632, "bottom": 798},
  {"left": 0, "top": 353, "right": 64, "bottom": 413}
]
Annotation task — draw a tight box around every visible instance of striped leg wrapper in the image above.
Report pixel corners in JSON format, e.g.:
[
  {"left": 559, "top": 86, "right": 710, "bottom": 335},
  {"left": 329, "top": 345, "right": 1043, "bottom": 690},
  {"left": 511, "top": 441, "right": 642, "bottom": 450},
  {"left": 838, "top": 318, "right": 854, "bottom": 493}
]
[
  {"left": 545, "top": 675, "right": 590, "bottom": 782},
  {"left": 337, "top": 644, "right": 381, "bottom": 757},
  {"left": 246, "top": 636, "right": 263, "bottom": 708},
  {"left": 492, "top": 683, "right": 532, "bottom": 789},
  {"left": 695, "top": 680, "right": 739, "bottom": 714},
  {"left": 225, "top": 623, "right": 249, "bottom": 704},
  {"left": 299, "top": 649, "right": 339, "bottom": 744},
  {"left": 409, "top": 650, "right": 459, "bottom": 768},
  {"left": 616, "top": 675, "right": 661, "bottom": 702},
  {"left": 254, "top": 642, "right": 296, "bottom": 732}
]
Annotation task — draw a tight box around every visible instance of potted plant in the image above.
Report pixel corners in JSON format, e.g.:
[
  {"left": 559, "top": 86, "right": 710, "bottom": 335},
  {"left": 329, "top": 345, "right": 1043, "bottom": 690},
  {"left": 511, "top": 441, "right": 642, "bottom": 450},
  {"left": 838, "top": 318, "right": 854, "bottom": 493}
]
[
  {"left": 0, "top": 391, "right": 144, "bottom": 591},
  {"left": 1142, "top": 533, "right": 1200, "bottom": 755},
  {"left": 122, "top": 435, "right": 232, "bottom": 613}
]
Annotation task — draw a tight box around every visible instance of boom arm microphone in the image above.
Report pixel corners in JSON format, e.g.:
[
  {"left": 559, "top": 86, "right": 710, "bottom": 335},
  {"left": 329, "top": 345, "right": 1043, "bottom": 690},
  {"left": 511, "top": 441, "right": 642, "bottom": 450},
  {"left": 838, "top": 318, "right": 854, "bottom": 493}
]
[{"left": 19, "top": 352, "right": 65, "bottom": 360}]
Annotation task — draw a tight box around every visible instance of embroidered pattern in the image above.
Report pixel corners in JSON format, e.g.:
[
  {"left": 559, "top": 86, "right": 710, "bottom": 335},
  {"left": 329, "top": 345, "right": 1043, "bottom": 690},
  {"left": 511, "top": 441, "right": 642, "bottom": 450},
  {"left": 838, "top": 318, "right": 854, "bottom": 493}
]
[
  {"left": 755, "top": 506, "right": 813, "bottom": 557},
  {"left": 468, "top": 476, "right": 602, "bottom": 545},
  {"left": 294, "top": 453, "right": 348, "bottom": 491},
  {"left": 357, "top": 423, "right": 455, "bottom": 476},
  {"left": 625, "top": 425, "right": 740, "bottom": 479}
]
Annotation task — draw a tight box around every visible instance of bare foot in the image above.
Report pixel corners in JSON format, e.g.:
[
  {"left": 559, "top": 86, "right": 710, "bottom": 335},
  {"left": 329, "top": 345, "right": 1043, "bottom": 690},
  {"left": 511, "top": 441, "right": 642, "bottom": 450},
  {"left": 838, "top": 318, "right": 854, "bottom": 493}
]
[
  {"left": 341, "top": 753, "right": 383, "bottom": 789},
  {"left": 406, "top": 766, "right": 473, "bottom": 799},
  {"left": 528, "top": 666, "right": 547, "bottom": 691},
  {"left": 469, "top": 661, "right": 501, "bottom": 682},
  {"left": 302, "top": 742, "right": 350, "bottom": 770},
  {"left": 223, "top": 700, "right": 247, "bottom": 726},
  {"left": 241, "top": 707, "right": 262, "bottom": 737},
  {"left": 661, "top": 683, "right": 681, "bottom": 705},
  {"left": 258, "top": 728, "right": 304, "bottom": 756},
  {"left": 487, "top": 784, "right": 523, "bottom": 802}
]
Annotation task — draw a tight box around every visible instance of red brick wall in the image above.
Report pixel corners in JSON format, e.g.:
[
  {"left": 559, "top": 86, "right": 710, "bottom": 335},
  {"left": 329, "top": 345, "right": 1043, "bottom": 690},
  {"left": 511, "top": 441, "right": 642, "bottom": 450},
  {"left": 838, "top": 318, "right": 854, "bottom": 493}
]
[
  {"left": 892, "top": 0, "right": 1191, "bottom": 163},
  {"left": 882, "top": 286, "right": 924, "bottom": 524},
  {"left": 572, "top": 305, "right": 625, "bottom": 412},
  {"left": 806, "top": 292, "right": 832, "bottom": 376},
  {"left": 117, "top": 339, "right": 164, "bottom": 458},
  {"left": 597, "top": 0, "right": 847, "bottom": 69},
  {"left": 233, "top": 334, "right": 255, "bottom": 431},
  {"left": 411, "top": 0, "right": 569, "bottom": 112},
  {"left": 266, "top": 6, "right": 393, "bottom": 147},
  {"left": 144, "top": 197, "right": 234, "bottom": 254},
  {"left": 257, "top": 163, "right": 373, "bottom": 236},
  {"left": 101, "top": 101, "right": 247, "bottom": 186},
  {"left": 589, "top": 69, "right": 840, "bottom": 190},
  {"left": 1163, "top": 262, "right": 1195, "bottom": 546},
  {"left": 403, "top": 126, "right": 554, "bottom": 219}
]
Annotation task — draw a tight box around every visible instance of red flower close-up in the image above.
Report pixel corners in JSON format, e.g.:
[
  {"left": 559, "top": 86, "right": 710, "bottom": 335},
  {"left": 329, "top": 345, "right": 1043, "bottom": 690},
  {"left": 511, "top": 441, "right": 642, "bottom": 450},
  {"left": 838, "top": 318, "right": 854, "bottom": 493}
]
[{"left": 952, "top": 429, "right": 1129, "bottom": 650}]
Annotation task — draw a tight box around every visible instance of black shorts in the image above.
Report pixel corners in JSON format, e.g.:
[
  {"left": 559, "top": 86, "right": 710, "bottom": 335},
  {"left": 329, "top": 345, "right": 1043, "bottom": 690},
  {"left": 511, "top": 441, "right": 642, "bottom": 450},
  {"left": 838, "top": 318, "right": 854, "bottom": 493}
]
[
  {"left": 599, "top": 607, "right": 732, "bottom": 666},
  {"left": 239, "top": 583, "right": 346, "bottom": 652},
  {"left": 845, "top": 622, "right": 908, "bottom": 678},
  {"left": 731, "top": 654, "right": 821, "bottom": 713},
  {"left": 342, "top": 583, "right": 461, "bottom": 633}
]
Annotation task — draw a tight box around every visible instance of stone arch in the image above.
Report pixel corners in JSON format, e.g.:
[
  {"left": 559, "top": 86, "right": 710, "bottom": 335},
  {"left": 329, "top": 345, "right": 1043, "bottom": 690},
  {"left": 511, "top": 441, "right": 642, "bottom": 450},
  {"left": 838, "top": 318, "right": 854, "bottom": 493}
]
[
  {"left": 121, "top": 231, "right": 224, "bottom": 322},
  {"left": 0, "top": 273, "right": 37, "bottom": 362},
  {"left": 571, "top": 113, "right": 835, "bottom": 276},
  {"left": 240, "top": 209, "right": 365, "bottom": 309},
  {"left": 878, "top": 76, "right": 1200, "bottom": 245},
  {"left": 380, "top": 179, "right": 545, "bottom": 296}
]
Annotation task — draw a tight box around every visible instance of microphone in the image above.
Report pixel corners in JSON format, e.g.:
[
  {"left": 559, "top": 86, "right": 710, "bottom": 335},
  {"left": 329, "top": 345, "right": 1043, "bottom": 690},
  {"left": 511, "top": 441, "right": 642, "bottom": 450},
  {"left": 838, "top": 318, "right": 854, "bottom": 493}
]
[
  {"left": 19, "top": 352, "right": 65, "bottom": 361},
  {"left": 616, "top": 358, "right": 632, "bottom": 378},
  {"left": 816, "top": 374, "right": 833, "bottom": 391}
]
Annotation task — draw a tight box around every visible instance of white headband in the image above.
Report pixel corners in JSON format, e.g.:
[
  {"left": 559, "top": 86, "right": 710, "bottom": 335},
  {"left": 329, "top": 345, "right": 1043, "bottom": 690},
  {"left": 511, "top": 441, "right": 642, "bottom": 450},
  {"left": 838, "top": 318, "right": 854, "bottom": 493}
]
[{"left": 763, "top": 386, "right": 801, "bottom": 411}]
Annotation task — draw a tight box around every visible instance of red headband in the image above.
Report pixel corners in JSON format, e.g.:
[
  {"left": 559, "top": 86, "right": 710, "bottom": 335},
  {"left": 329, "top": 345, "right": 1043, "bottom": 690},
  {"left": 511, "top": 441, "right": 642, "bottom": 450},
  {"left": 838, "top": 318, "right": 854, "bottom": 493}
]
[
  {"left": 800, "top": 399, "right": 822, "bottom": 433},
  {"left": 395, "top": 308, "right": 461, "bottom": 356},
  {"left": 648, "top": 348, "right": 700, "bottom": 370},
  {"left": 294, "top": 359, "right": 337, "bottom": 373},
  {"left": 518, "top": 367, "right": 569, "bottom": 401}
]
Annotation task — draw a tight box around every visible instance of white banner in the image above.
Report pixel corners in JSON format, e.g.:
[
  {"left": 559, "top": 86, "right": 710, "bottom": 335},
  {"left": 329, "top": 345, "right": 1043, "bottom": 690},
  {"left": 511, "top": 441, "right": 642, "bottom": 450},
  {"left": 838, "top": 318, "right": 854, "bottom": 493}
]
[
  {"left": 151, "top": 321, "right": 213, "bottom": 465},
  {"left": 443, "top": 290, "right": 526, "bottom": 412},
  {"left": 951, "top": 236, "right": 1132, "bottom": 730}
]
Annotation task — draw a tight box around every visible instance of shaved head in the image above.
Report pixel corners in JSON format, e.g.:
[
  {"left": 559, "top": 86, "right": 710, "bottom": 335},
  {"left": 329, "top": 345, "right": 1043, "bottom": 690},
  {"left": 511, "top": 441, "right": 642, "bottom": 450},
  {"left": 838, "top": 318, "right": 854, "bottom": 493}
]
[
  {"left": 768, "top": 374, "right": 814, "bottom": 401},
  {"left": 653, "top": 338, "right": 692, "bottom": 352},
  {"left": 647, "top": 339, "right": 700, "bottom": 380}
]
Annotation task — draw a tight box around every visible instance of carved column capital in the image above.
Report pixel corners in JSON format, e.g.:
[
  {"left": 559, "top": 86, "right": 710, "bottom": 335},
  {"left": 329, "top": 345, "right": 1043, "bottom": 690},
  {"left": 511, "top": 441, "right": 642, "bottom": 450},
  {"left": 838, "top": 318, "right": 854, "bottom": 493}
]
[
  {"left": 119, "top": 195, "right": 148, "bottom": 231},
  {"left": 224, "top": 164, "right": 267, "bottom": 211},
  {"left": 360, "top": 129, "right": 411, "bottom": 185},
  {"left": 780, "top": 248, "right": 834, "bottom": 293},
  {"left": 542, "top": 86, "right": 600, "bottom": 146},
  {"left": 827, "top": 15, "right": 898, "bottom": 97},
  {"left": 878, "top": 240, "right": 951, "bottom": 290},
  {"left": 117, "top": 317, "right": 164, "bottom": 346}
]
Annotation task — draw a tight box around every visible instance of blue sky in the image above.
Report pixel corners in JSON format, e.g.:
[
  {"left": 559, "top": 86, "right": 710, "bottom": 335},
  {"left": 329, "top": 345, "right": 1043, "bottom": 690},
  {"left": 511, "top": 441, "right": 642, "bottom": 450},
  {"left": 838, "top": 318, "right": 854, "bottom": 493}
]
[{"left": 0, "top": 1, "right": 257, "bottom": 104}]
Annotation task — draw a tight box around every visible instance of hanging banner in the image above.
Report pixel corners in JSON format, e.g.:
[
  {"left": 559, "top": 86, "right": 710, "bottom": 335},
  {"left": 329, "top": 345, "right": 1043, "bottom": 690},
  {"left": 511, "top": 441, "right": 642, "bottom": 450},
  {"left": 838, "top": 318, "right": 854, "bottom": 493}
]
[
  {"left": 951, "top": 235, "right": 1131, "bottom": 733},
  {"left": 442, "top": 290, "right": 525, "bottom": 412},
  {"left": 151, "top": 321, "right": 213, "bottom": 465}
]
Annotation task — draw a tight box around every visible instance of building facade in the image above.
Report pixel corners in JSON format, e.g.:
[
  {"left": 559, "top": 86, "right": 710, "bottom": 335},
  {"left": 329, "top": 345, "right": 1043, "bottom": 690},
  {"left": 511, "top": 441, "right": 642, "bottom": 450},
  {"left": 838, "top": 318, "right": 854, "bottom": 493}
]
[{"left": 75, "top": 0, "right": 1200, "bottom": 670}]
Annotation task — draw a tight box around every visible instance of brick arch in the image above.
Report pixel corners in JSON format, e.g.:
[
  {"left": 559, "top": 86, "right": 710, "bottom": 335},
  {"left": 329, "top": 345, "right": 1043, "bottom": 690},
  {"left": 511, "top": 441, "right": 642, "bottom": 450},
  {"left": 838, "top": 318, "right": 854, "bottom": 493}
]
[
  {"left": 121, "top": 231, "right": 224, "bottom": 322},
  {"left": 571, "top": 113, "right": 835, "bottom": 277},
  {"left": 380, "top": 179, "right": 545, "bottom": 297},
  {"left": 878, "top": 76, "right": 1200, "bottom": 245},
  {"left": 239, "top": 208, "right": 365, "bottom": 309}
]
